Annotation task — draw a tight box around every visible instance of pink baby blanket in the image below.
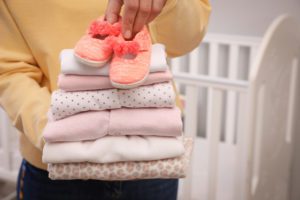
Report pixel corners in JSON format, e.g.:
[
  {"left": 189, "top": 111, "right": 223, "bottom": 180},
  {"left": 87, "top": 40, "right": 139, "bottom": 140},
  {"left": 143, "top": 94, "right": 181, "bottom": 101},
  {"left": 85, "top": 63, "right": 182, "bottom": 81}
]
[
  {"left": 43, "top": 107, "right": 182, "bottom": 142},
  {"left": 58, "top": 70, "right": 172, "bottom": 92}
]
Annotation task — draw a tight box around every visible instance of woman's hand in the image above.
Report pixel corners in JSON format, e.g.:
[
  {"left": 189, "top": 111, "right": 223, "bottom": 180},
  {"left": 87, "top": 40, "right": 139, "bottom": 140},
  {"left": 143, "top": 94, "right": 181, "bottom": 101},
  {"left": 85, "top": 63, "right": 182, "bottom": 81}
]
[{"left": 105, "top": 0, "right": 167, "bottom": 39}]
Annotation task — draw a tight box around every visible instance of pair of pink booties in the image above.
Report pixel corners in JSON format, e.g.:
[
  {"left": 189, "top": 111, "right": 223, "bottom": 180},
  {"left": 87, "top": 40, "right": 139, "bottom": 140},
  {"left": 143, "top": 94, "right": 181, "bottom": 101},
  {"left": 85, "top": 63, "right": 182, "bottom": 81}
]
[{"left": 74, "top": 17, "right": 152, "bottom": 89}]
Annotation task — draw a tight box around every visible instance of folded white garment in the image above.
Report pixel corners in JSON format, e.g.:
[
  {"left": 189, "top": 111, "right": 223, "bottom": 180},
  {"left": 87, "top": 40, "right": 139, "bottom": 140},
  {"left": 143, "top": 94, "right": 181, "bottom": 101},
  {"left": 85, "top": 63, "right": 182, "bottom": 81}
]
[
  {"left": 51, "top": 82, "right": 175, "bottom": 120},
  {"left": 60, "top": 44, "right": 168, "bottom": 76},
  {"left": 42, "top": 136, "right": 184, "bottom": 164}
]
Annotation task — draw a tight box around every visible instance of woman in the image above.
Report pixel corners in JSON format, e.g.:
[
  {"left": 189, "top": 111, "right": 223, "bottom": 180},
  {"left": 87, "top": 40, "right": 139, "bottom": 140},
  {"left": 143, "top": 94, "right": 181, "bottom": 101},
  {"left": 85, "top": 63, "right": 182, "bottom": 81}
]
[{"left": 0, "top": 0, "right": 211, "bottom": 199}]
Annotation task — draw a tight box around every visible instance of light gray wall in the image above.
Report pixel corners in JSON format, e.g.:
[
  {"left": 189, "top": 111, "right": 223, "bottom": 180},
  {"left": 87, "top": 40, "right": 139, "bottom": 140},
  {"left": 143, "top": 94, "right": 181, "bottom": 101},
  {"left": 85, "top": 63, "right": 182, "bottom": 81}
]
[
  {"left": 205, "top": 1, "right": 300, "bottom": 199},
  {"left": 207, "top": 0, "right": 300, "bottom": 36}
]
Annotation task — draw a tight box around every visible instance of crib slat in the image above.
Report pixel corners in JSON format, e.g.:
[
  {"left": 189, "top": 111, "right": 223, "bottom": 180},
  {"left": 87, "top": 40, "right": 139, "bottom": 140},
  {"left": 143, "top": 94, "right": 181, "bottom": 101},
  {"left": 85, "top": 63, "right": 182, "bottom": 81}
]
[
  {"left": 170, "top": 57, "right": 181, "bottom": 74},
  {"left": 181, "top": 85, "right": 198, "bottom": 200},
  {"left": 209, "top": 43, "right": 219, "bottom": 76},
  {"left": 285, "top": 58, "right": 298, "bottom": 143},
  {"left": 234, "top": 92, "right": 249, "bottom": 200},
  {"left": 170, "top": 58, "right": 181, "bottom": 91},
  {"left": 189, "top": 47, "right": 200, "bottom": 74},
  {"left": 207, "top": 89, "right": 223, "bottom": 200},
  {"left": 181, "top": 47, "right": 200, "bottom": 200},
  {"left": 0, "top": 109, "right": 11, "bottom": 170},
  {"left": 184, "top": 48, "right": 200, "bottom": 137},
  {"left": 225, "top": 45, "right": 239, "bottom": 144},
  {"left": 206, "top": 42, "right": 220, "bottom": 200},
  {"left": 251, "top": 85, "right": 266, "bottom": 195},
  {"left": 249, "top": 46, "right": 258, "bottom": 74}
]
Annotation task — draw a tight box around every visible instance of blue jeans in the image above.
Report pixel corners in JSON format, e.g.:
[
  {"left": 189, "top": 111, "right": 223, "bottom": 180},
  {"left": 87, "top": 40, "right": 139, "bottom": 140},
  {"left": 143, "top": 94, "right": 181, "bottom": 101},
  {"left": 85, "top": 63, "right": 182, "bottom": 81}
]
[{"left": 17, "top": 160, "right": 178, "bottom": 200}]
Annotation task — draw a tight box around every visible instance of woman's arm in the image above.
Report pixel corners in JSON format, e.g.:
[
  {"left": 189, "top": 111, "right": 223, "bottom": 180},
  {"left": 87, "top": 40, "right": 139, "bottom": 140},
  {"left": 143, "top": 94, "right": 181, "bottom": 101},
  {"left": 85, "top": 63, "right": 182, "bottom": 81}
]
[
  {"left": 149, "top": 0, "right": 211, "bottom": 57},
  {"left": 0, "top": 1, "right": 50, "bottom": 149}
]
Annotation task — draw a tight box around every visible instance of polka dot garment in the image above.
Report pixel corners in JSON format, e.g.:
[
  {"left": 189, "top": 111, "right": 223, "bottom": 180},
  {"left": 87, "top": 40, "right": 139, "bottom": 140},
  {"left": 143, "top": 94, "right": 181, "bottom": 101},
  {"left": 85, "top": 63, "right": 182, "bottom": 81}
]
[{"left": 51, "top": 82, "right": 175, "bottom": 120}]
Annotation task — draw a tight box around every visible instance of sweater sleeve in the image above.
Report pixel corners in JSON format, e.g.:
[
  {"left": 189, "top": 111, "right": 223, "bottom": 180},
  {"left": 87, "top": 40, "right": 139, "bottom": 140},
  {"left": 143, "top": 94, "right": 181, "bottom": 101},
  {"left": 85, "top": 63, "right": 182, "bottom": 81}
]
[
  {"left": 0, "top": 1, "right": 50, "bottom": 150},
  {"left": 149, "top": 0, "right": 211, "bottom": 57}
]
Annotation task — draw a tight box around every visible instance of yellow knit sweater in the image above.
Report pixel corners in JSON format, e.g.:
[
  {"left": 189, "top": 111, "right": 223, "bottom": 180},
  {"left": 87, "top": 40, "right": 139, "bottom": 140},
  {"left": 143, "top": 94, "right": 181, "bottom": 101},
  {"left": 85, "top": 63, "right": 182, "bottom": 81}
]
[{"left": 0, "top": 0, "right": 211, "bottom": 170}]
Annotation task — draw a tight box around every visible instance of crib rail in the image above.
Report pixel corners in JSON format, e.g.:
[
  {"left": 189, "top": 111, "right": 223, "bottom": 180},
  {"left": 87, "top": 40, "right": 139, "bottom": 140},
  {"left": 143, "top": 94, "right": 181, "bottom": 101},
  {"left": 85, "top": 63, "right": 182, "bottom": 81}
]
[{"left": 173, "top": 73, "right": 249, "bottom": 92}]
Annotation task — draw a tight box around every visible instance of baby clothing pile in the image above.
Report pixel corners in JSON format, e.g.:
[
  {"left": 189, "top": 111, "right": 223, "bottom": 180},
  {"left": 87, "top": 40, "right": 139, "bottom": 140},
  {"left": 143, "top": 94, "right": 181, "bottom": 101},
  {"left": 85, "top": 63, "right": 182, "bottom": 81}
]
[{"left": 42, "top": 17, "right": 193, "bottom": 181}]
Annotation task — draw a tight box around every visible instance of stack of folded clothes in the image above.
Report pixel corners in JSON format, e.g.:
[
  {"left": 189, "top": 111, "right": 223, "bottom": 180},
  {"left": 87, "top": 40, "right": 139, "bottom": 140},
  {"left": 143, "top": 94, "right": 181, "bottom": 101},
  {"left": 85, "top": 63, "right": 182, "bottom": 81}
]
[{"left": 42, "top": 17, "right": 193, "bottom": 181}]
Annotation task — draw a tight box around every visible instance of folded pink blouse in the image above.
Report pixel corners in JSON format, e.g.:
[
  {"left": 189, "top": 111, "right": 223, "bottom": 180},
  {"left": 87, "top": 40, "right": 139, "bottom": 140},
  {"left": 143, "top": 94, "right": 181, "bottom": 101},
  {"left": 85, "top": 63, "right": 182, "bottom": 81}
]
[
  {"left": 48, "top": 137, "right": 193, "bottom": 181},
  {"left": 58, "top": 70, "right": 173, "bottom": 92},
  {"left": 43, "top": 107, "right": 182, "bottom": 142}
]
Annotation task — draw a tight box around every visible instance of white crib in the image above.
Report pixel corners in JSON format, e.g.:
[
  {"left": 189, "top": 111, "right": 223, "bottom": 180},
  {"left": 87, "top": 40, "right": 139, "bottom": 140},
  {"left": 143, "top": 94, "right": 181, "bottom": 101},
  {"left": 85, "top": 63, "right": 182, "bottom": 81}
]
[
  {"left": 0, "top": 15, "right": 299, "bottom": 200},
  {"left": 173, "top": 15, "right": 300, "bottom": 200}
]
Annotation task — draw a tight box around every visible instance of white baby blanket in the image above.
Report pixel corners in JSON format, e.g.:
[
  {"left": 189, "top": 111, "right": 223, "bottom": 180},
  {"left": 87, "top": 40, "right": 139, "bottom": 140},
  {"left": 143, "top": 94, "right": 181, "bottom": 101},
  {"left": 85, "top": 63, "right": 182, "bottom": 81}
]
[{"left": 42, "top": 136, "right": 184, "bottom": 164}]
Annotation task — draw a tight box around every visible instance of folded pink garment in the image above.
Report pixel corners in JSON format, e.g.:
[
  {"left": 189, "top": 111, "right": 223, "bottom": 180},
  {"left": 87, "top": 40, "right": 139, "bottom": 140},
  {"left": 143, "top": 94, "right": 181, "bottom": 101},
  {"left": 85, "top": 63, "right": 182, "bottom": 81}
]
[
  {"left": 51, "top": 82, "right": 175, "bottom": 120},
  {"left": 43, "top": 107, "right": 182, "bottom": 142},
  {"left": 58, "top": 70, "right": 173, "bottom": 92},
  {"left": 48, "top": 137, "right": 193, "bottom": 180}
]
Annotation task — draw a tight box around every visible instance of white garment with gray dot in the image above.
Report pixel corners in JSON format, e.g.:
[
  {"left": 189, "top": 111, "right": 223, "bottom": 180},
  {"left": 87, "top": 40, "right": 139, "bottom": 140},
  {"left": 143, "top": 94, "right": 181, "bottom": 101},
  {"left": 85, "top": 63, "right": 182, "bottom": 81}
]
[{"left": 51, "top": 82, "right": 175, "bottom": 120}]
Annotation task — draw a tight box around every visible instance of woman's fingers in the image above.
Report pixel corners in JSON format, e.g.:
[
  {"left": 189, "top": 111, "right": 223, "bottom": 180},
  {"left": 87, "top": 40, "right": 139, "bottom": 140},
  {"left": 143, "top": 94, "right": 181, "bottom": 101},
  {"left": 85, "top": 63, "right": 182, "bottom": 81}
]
[
  {"left": 105, "top": 0, "right": 167, "bottom": 39},
  {"left": 105, "top": 0, "right": 123, "bottom": 23},
  {"left": 122, "top": 0, "right": 139, "bottom": 39},
  {"left": 147, "top": 0, "right": 167, "bottom": 23},
  {"left": 132, "top": 0, "right": 152, "bottom": 35}
]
